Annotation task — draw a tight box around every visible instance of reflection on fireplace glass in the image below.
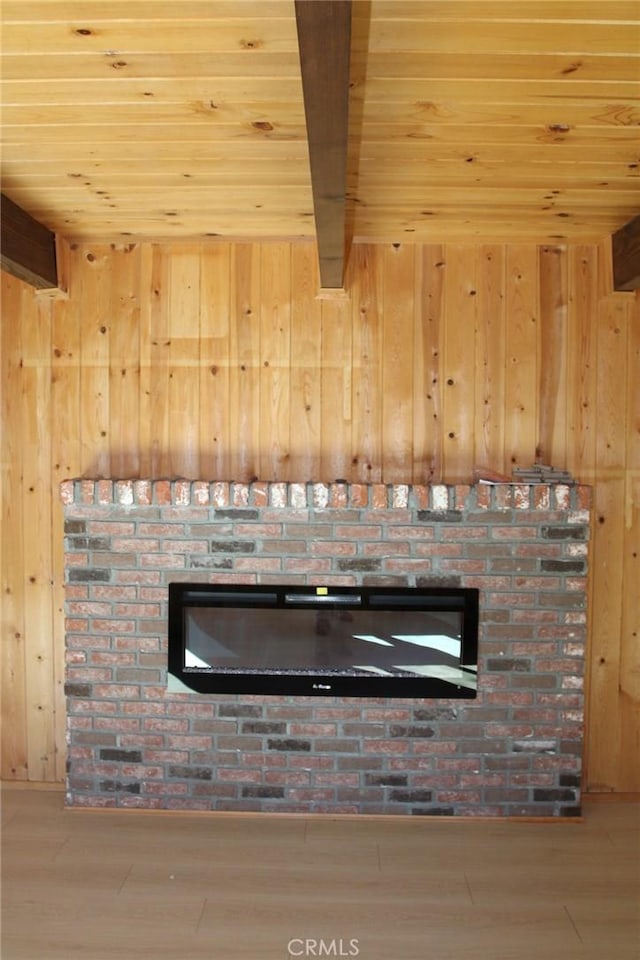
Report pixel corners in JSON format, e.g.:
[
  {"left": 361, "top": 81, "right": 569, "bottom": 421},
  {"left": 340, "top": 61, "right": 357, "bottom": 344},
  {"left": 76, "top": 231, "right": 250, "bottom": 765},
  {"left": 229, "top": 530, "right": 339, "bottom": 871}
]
[{"left": 168, "top": 585, "right": 479, "bottom": 699}]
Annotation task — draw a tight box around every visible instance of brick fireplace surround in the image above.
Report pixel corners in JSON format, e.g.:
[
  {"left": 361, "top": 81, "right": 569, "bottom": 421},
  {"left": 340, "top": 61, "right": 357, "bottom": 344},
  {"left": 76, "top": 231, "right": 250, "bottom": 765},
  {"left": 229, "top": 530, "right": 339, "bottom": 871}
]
[{"left": 61, "top": 479, "right": 591, "bottom": 818}]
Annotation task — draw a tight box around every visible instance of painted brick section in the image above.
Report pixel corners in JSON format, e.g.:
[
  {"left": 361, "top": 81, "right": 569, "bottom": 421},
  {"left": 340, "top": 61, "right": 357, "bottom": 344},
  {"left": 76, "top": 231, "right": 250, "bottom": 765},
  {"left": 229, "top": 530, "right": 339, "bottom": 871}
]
[{"left": 62, "top": 481, "right": 589, "bottom": 817}]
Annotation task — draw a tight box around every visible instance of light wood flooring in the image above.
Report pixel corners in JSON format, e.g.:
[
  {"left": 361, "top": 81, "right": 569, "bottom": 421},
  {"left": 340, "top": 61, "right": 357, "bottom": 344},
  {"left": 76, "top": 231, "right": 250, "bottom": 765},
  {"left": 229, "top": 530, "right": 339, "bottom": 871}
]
[{"left": 2, "top": 786, "right": 639, "bottom": 960}]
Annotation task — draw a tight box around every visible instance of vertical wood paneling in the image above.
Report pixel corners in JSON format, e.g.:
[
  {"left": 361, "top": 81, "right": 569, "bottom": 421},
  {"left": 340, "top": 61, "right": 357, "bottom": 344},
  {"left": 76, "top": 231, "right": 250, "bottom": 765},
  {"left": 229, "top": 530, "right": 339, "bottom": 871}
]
[
  {"left": 230, "top": 244, "right": 261, "bottom": 482},
  {"left": 504, "top": 246, "right": 539, "bottom": 470},
  {"left": 148, "top": 246, "right": 172, "bottom": 478},
  {"left": 320, "top": 293, "right": 352, "bottom": 482},
  {"left": 50, "top": 247, "right": 83, "bottom": 781},
  {"left": 1, "top": 239, "right": 638, "bottom": 790},
  {"left": 167, "top": 245, "right": 201, "bottom": 478},
  {"left": 566, "top": 246, "right": 598, "bottom": 479},
  {"left": 79, "top": 248, "right": 111, "bottom": 477},
  {"left": 21, "top": 292, "right": 56, "bottom": 781},
  {"left": 382, "top": 244, "right": 415, "bottom": 483},
  {"left": 475, "top": 245, "right": 506, "bottom": 474},
  {"left": 442, "top": 246, "right": 477, "bottom": 481},
  {"left": 1, "top": 276, "right": 29, "bottom": 779},
  {"left": 290, "top": 243, "right": 322, "bottom": 480},
  {"left": 414, "top": 246, "right": 445, "bottom": 482},
  {"left": 619, "top": 293, "right": 640, "bottom": 792},
  {"left": 260, "top": 244, "right": 291, "bottom": 481},
  {"left": 199, "top": 243, "right": 231, "bottom": 480},
  {"left": 587, "top": 298, "right": 629, "bottom": 792},
  {"left": 51, "top": 252, "right": 82, "bottom": 485},
  {"left": 137, "top": 243, "right": 156, "bottom": 479},
  {"left": 351, "top": 244, "right": 383, "bottom": 483},
  {"left": 109, "top": 244, "right": 141, "bottom": 478},
  {"left": 538, "top": 245, "right": 568, "bottom": 466}
]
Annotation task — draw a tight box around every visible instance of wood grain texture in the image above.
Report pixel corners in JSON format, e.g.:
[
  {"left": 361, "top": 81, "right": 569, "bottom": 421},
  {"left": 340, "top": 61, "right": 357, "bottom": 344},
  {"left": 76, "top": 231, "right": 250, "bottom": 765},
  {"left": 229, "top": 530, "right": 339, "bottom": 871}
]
[
  {"left": 612, "top": 215, "right": 640, "bottom": 292},
  {"left": 1, "top": 2, "right": 638, "bottom": 246},
  {"left": 0, "top": 194, "right": 58, "bottom": 289},
  {"left": 20, "top": 292, "right": 56, "bottom": 782},
  {"left": 586, "top": 298, "right": 630, "bottom": 792},
  {"left": 566, "top": 246, "right": 598, "bottom": 478},
  {"left": 2, "top": 789, "right": 640, "bottom": 960},
  {"left": 0, "top": 239, "right": 638, "bottom": 791},
  {"left": 199, "top": 243, "right": 232, "bottom": 480},
  {"left": 442, "top": 245, "right": 477, "bottom": 482},
  {"left": 619, "top": 293, "right": 640, "bottom": 791},
  {"left": 415, "top": 245, "right": 445, "bottom": 482},
  {"left": 538, "top": 245, "right": 568, "bottom": 466},
  {"left": 320, "top": 292, "right": 353, "bottom": 483},
  {"left": 504, "top": 246, "right": 539, "bottom": 470},
  {"left": 230, "top": 243, "right": 261, "bottom": 483},
  {"left": 295, "top": 0, "right": 351, "bottom": 288},
  {"left": 1, "top": 277, "right": 29, "bottom": 779},
  {"left": 475, "top": 245, "right": 506, "bottom": 475},
  {"left": 382, "top": 244, "right": 415, "bottom": 482},
  {"left": 351, "top": 244, "right": 383, "bottom": 483},
  {"left": 290, "top": 243, "right": 322, "bottom": 480}
]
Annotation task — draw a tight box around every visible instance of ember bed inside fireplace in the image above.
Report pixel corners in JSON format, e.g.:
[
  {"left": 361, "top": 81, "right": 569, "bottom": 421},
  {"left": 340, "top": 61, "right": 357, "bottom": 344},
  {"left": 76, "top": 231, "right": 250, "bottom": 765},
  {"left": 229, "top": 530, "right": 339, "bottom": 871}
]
[{"left": 168, "top": 584, "right": 479, "bottom": 699}]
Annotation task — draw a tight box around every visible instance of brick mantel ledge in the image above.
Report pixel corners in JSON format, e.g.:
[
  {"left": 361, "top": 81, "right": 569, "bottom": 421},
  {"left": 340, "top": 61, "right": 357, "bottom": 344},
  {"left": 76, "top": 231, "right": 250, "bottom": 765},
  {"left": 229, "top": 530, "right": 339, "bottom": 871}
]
[{"left": 60, "top": 479, "right": 592, "bottom": 513}]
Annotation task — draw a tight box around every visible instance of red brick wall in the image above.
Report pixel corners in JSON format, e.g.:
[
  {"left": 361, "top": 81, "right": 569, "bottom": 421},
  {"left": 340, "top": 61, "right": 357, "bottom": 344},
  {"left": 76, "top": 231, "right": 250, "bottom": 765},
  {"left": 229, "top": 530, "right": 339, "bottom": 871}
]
[{"left": 61, "top": 480, "right": 590, "bottom": 817}]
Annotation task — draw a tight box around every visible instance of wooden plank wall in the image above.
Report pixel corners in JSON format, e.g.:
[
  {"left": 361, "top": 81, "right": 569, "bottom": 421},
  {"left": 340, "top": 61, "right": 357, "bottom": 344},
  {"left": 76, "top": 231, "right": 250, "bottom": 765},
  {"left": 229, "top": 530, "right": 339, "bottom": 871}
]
[{"left": 1, "top": 240, "right": 638, "bottom": 792}]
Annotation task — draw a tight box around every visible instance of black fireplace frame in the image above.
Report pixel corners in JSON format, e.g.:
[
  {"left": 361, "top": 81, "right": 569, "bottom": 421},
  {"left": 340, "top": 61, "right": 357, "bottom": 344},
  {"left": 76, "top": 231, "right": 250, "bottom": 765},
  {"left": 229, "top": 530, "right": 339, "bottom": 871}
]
[{"left": 168, "top": 583, "right": 479, "bottom": 699}]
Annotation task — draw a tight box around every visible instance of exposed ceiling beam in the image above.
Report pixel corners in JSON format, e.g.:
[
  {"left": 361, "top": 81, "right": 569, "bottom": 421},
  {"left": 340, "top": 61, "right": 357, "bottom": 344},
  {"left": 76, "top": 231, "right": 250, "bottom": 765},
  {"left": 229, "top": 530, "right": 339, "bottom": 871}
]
[
  {"left": 295, "top": 0, "right": 351, "bottom": 290},
  {"left": 1, "top": 194, "right": 58, "bottom": 289},
  {"left": 612, "top": 215, "right": 640, "bottom": 292}
]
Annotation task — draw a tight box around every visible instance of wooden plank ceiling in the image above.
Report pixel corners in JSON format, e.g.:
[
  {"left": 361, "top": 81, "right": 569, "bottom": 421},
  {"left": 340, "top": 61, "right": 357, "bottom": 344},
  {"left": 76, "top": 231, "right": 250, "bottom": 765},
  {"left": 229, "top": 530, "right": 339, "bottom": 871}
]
[{"left": 1, "top": 0, "right": 639, "bottom": 254}]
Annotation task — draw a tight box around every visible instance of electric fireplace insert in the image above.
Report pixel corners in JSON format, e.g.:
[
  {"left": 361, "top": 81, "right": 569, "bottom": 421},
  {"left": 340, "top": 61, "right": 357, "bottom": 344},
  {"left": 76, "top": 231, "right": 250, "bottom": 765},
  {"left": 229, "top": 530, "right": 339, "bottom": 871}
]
[{"left": 168, "top": 584, "right": 479, "bottom": 699}]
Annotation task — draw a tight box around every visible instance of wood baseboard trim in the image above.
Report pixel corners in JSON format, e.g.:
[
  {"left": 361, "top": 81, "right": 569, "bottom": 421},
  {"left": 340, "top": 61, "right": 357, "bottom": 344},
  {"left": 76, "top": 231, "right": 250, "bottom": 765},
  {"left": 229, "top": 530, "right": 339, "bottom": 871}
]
[{"left": 57, "top": 805, "right": 584, "bottom": 824}]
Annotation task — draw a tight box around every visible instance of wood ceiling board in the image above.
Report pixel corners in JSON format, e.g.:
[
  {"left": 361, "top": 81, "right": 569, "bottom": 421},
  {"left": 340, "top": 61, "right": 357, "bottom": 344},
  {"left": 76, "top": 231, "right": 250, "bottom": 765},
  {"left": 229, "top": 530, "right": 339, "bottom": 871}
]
[
  {"left": 6, "top": 188, "right": 634, "bottom": 224},
  {"left": 6, "top": 0, "right": 636, "bottom": 23},
  {"left": 1, "top": 1, "right": 295, "bottom": 16},
  {"left": 1, "top": 105, "right": 308, "bottom": 129},
  {"left": 358, "top": 125, "right": 640, "bottom": 145},
  {"left": 8, "top": 220, "right": 311, "bottom": 238},
  {"left": 4, "top": 159, "right": 636, "bottom": 184},
  {"left": 0, "top": 79, "right": 306, "bottom": 105},
  {"left": 6, "top": 121, "right": 638, "bottom": 146},
  {"left": 364, "top": 21, "right": 640, "bottom": 56},
  {"left": 2, "top": 170, "right": 313, "bottom": 189},
  {"left": 360, "top": 53, "right": 640, "bottom": 82},
  {"left": 3, "top": 186, "right": 313, "bottom": 207},
  {"left": 0, "top": 21, "right": 300, "bottom": 56},
  {"left": 4, "top": 52, "right": 638, "bottom": 84},
  {"left": 368, "top": 1, "right": 640, "bottom": 18},
  {"left": 4, "top": 135, "right": 637, "bottom": 166},
  {"left": 350, "top": 186, "right": 639, "bottom": 207},
  {"left": 1, "top": 1, "right": 637, "bottom": 247},
  {"left": 358, "top": 104, "right": 640, "bottom": 129},
  {"left": 5, "top": 77, "right": 639, "bottom": 107},
  {"left": 353, "top": 163, "right": 639, "bottom": 184},
  {"left": 3, "top": 0, "right": 638, "bottom": 17},
  {"left": 1, "top": 123, "right": 309, "bottom": 143},
  {"left": 350, "top": 217, "right": 614, "bottom": 241},
  {"left": 0, "top": 52, "right": 303, "bottom": 82},
  {"left": 2, "top": 78, "right": 640, "bottom": 116},
  {"left": 0, "top": 143, "right": 311, "bottom": 164}
]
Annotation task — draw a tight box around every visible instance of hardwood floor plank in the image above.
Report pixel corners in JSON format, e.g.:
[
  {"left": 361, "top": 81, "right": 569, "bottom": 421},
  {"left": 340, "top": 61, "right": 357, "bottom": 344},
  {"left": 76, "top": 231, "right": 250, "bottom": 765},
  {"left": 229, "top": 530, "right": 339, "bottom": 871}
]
[{"left": 2, "top": 789, "right": 638, "bottom": 960}]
